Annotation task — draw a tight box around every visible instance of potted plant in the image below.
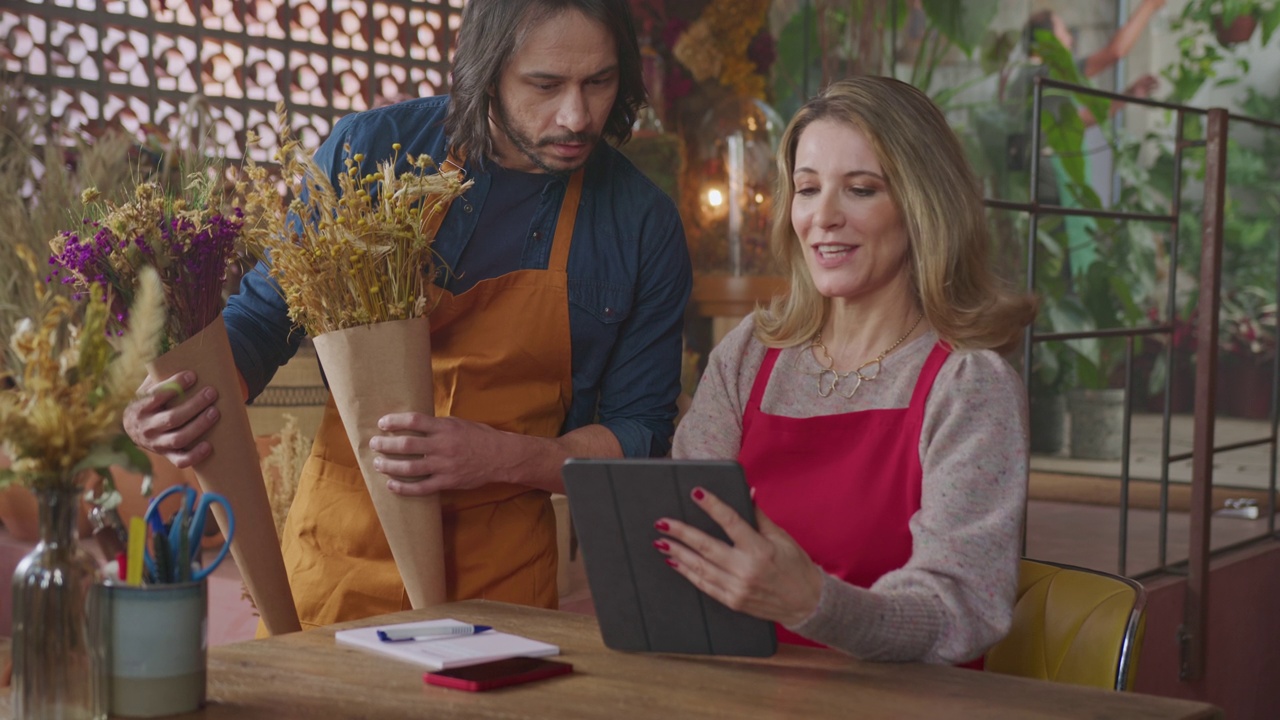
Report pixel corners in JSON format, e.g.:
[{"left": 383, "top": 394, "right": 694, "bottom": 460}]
[
  {"left": 1218, "top": 287, "right": 1277, "bottom": 418},
  {"left": 1028, "top": 340, "right": 1074, "bottom": 455},
  {"left": 1062, "top": 244, "right": 1167, "bottom": 460},
  {"left": 1176, "top": 0, "right": 1280, "bottom": 46}
]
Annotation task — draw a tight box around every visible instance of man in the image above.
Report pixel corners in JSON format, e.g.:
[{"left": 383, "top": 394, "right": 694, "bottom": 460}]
[
  {"left": 1022, "top": 0, "right": 1164, "bottom": 126},
  {"left": 124, "top": 0, "right": 691, "bottom": 629},
  {"left": 1012, "top": 1, "right": 1164, "bottom": 276}
]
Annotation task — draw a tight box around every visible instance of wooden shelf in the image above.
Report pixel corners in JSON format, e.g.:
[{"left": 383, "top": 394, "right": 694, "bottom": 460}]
[{"left": 690, "top": 274, "right": 786, "bottom": 318}]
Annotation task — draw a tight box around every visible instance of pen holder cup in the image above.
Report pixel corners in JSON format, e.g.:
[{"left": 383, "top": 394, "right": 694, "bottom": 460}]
[{"left": 102, "top": 578, "right": 208, "bottom": 717}]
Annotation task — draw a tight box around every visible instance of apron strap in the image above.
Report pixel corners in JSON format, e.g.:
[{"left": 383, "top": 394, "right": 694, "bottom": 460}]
[
  {"left": 548, "top": 169, "right": 584, "bottom": 273},
  {"left": 420, "top": 149, "right": 583, "bottom": 275},
  {"left": 907, "top": 341, "right": 953, "bottom": 422},
  {"left": 743, "top": 347, "right": 782, "bottom": 440}
]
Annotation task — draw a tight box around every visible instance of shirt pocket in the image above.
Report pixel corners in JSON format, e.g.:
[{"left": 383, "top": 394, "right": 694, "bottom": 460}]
[
  {"left": 568, "top": 278, "right": 633, "bottom": 325},
  {"left": 568, "top": 279, "right": 634, "bottom": 387}
]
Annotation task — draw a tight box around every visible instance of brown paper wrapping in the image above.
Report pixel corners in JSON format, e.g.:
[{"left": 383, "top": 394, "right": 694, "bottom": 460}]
[
  {"left": 148, "top": 316, "right": 302, "bottom": 635},
  {"left": 311, "top": 317, "right": 446, "bottom": 607}
]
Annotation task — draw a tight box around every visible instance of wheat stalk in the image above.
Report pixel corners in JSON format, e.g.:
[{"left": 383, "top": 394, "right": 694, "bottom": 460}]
[{"left": 238, "top": 104, "right": 472, "bottom": 336}]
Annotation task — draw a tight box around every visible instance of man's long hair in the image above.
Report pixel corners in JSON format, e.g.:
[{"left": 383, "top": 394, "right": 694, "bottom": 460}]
[{"left": 443, "top": 0, "right": 646, "bottom": 163}]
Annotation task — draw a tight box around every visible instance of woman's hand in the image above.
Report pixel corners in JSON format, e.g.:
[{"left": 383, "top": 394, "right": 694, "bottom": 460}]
[{"left": 654, "top": 487, "right": 825, "bottom": 627}]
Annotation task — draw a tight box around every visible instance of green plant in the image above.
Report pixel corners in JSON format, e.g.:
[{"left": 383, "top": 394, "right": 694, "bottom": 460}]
[
  {"left": 770, "top": 0, "right": 1000, "bottom": 120},
  {"left": 1175, "top": 0, "right": 1280, "bottom": 45}
]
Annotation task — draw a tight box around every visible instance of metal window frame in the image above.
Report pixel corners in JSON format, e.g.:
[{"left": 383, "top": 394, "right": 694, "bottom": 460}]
[{"left": 1006, "top": 75, "right": 1280, "bottom": 681}]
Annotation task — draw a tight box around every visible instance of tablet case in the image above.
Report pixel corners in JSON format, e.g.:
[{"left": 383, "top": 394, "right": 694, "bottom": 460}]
[{"left": 561, "top": 458, "right": 777, "bottom": 657}]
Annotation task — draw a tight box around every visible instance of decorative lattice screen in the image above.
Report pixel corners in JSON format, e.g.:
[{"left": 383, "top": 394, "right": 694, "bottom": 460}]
[{"left": 1, "top": 0, "right": 464, "bottom": 158}]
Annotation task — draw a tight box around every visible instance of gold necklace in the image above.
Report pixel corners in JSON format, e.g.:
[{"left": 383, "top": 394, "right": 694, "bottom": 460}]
[{"left": 809, "top": 312, "right": 924, "bottom": 399}]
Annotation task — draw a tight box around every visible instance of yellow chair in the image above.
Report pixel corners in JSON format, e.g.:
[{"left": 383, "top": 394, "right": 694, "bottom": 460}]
[{"left": 985, "top": 558, "right": 1147, "bottom": 691}]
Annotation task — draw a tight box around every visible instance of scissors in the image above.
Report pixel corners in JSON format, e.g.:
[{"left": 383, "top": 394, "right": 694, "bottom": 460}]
[{"left": 143, "top": 485, "right": 236, "bottom": 584}]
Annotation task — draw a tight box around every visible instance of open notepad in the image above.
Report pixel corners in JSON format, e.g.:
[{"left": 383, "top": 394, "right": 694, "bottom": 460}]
[{"left": 334, "top": 618, "right": 559, "bottom": 670}]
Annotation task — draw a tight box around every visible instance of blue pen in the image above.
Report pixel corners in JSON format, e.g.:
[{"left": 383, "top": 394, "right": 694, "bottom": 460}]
[{"left": 377, "top": 624, "right": 494, "bottom": 643}]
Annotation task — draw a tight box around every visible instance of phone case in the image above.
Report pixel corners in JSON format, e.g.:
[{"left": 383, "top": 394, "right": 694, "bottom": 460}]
[{"left": 423, "top": 658, "right": 573, "bottom": 691}]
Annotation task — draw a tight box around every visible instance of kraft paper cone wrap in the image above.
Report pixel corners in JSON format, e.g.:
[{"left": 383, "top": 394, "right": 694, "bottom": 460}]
[
  {"left": 311, "top": 317, "right": 446, "bottom": 607},
  {"left": 148, "top": 316, "right": 302, "bottom": 634}
]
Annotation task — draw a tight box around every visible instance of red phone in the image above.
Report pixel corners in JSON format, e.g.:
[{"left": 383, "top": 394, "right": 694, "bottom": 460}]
[{"left": 423, "top": 657, "right": 573, "bottom": 692}]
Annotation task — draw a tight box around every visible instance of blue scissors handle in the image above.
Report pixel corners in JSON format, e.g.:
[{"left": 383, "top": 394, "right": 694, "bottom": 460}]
[
  {"left": 189, "top": 492, "right": 235, "bottom": 582},
  {"left": 143, "top": 485, "right": 195, "bottom": 582},
  {"left": 142, "top": 485, "right": 236, "bottom": 583}
]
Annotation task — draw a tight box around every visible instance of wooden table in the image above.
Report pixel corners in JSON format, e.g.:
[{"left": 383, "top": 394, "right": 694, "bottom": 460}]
[{"left": 0, "top": 600, "right": 1222, "bottom": 719}]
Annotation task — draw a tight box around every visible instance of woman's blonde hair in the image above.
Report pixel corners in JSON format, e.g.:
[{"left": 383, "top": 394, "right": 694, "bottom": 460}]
[{"left": 755, "top": 76, "right": 1037, "bottom": 353}]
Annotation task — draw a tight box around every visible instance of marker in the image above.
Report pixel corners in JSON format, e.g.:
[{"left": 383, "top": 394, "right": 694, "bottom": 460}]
[
  {"left": 125, "top": 517, "right": 145, "bottom": 586},
  {"left": 377, "top": 623, "right": 493, "bottom": 643}
]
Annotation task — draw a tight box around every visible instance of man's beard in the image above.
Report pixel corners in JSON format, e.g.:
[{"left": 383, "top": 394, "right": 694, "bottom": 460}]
[{"left": 491, "top": 96, "right": 599, "bottom": 174}]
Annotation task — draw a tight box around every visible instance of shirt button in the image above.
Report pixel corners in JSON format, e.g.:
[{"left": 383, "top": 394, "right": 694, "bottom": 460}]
[
  {"left": 462, "top": 203, "right": 473, "bottom": 213},
  {"left": 603, "top": 307, "right": 614, "bottom": 318},
  {"left": 532, "top": 231, "right": 542, "bottom": 241}
]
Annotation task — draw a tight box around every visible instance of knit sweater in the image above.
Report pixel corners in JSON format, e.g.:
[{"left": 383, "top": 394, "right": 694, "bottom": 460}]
[{"left": 673, "top": 315, "right": 1029, "bottom": 664}]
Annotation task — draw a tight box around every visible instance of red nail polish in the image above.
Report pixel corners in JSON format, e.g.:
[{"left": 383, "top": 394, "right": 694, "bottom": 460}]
[
  {"left": 654, "top": 520, "right": 669, "bottom": 532},
  {"left": 692, "top": 487, "right": 705, "bottom": 501},
  {"left": 653, "top": 539, "right": 669, "bottom": 552},
  {"left": 665, "top": 558, "right": 679, "bottom": 568}
]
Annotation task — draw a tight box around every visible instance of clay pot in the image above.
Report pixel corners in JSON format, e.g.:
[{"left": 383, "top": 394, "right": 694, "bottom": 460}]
[
  {"left": 0, "top": 450, "right": 93, "bottom": 541},
  {"left": 1214, "top": 14, "right": 1259, "bottom": 45}
]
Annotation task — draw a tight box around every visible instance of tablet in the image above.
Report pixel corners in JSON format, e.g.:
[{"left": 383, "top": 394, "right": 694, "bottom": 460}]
[{"left": 561, "top": 458, "right": 777, "bottom": 657}]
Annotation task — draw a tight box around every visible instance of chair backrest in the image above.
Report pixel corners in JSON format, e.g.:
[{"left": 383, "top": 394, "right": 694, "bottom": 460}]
[{"left": 985, "top": 558, "right": 1147, "bottom": 691}]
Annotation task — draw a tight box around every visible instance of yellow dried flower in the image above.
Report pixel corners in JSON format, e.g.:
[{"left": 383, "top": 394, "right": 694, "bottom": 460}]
[
  {"left": 236, "top": 102, "right": 471, "bottom": 336},
  {"left": 676, "top": 0, "right": 770, "bottom": 100},
  {"left": 0, "top": 267, "right": 163, "bottom": 492}
]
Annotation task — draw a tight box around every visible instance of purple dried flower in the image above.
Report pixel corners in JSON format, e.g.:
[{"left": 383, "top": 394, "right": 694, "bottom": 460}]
[{"left": 49, "top": 187, "right": 246, "bottom": 345}]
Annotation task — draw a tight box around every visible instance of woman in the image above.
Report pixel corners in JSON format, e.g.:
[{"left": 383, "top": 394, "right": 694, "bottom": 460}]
[{"left": 660, "top": 76, "right": 1038, "bottom": 665}]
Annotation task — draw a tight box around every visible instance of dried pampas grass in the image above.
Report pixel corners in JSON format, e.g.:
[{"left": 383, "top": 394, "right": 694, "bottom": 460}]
[
  {"left": 260, "top": 414, "right": 312, "bottom": 540},
  {"left": 0, "top": 78, "right": 136, "bottom": 344}
]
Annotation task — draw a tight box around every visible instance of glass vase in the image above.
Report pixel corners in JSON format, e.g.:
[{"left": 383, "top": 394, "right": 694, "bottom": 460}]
[
  {"left": 683, "top": 89, "right": 784, "bottom": 276},
  {"left": 11, "top": 484, "right": 107, "bottom": 720}
]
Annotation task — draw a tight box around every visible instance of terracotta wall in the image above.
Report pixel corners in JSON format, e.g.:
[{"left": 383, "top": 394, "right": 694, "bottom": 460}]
[{"left": 1135, "top": 540, "right": 1280, "bottom": 720}]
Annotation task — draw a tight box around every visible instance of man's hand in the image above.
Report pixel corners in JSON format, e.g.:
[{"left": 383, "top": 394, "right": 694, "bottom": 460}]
[
  {"left": 122, "top": 371, "right": 220, "bottom": 468},
  {"left": 369, "top": 413, "right": 531, "bottom": 496},
  {"left": 1126, "top": 73, "right": 1159, "bottom": 99}
]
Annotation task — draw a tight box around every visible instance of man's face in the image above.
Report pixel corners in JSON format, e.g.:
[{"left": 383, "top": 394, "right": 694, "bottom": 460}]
[{"left": 489, "top": 9, "right": 619, "bottom": 174}]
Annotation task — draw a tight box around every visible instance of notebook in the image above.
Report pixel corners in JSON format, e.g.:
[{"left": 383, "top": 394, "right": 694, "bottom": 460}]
[
  {"left": 561, "top": 458, "right": 777, "bottom": 657},
  {"left": 334, "top": 618, "right": 559, "bottom": 670}
]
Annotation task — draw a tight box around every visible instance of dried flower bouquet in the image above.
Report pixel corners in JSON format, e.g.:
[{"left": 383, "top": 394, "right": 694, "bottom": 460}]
[
  {"left": 0, "top": 250, "right": 161, "bottom": 496},
  {"left": 48, "top": 164, "right": 302, "bottom": 635},
  {"left": 238, "top": 109, "right": 471, "bottom": 609},
  {"left": 48, "top": 178, "right": 242, "bottom": 347},
  {"left": 238, "top": 129, "right": 470, "bottom": 335}
]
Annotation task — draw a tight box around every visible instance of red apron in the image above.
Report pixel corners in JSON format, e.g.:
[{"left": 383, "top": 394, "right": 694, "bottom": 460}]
[{"left": 739, "top": 340, "right": 981, "bottom": 668}]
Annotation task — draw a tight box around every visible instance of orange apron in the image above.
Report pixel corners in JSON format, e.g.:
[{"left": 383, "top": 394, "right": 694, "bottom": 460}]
[{"left": 278, "top": 166, "right": 583, "bottom": 629}]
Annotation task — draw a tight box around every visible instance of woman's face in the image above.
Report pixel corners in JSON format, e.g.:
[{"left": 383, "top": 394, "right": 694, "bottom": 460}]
[{"left": 790, "top": 119, "right": 911, "bottom": 304}]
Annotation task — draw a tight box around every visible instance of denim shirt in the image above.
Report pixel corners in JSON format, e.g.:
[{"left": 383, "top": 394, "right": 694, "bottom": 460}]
[{"left": 225, "top": 95, "right": 692, "bottom": 457}]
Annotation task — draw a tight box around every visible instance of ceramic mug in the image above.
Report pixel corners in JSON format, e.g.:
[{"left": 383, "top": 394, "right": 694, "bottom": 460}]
[{"left": 101, "top": 579, "right": 207, "bottom": 717}]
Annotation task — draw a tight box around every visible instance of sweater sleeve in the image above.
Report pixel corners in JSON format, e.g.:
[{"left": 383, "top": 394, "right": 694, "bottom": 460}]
[
  {"left": 785, "top": 349, "right": 1029, "bottom": 664},
  {"left": 672, "top": 315, "right": 762, "bottom": 460}
]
